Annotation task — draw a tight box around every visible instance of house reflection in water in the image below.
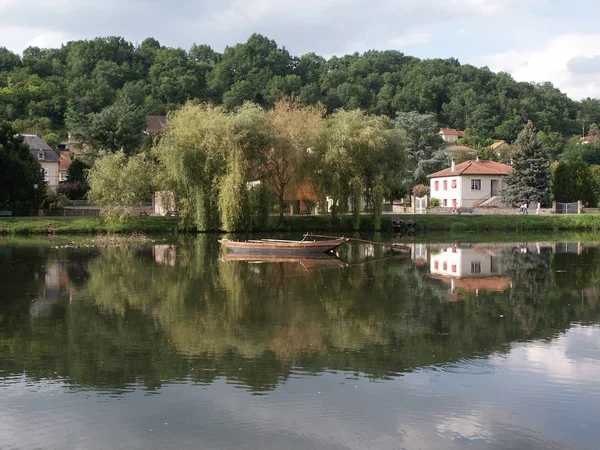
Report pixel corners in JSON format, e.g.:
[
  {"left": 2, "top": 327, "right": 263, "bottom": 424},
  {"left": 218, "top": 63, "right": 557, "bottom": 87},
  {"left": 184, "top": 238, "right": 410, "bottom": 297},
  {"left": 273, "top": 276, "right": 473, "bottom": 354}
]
[
  {"left": 153, "top": 245, "right": 177, "bottom": 267},
  {"left": 429, "top": 245, "right": 511, "bottom": 302}
]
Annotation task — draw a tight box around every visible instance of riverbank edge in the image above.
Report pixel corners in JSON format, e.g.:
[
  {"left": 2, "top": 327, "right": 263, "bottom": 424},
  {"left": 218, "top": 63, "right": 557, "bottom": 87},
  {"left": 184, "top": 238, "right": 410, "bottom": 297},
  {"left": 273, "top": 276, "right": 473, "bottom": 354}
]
[{"left": 2, "top": 214, "right": 600, "bottom": 235}]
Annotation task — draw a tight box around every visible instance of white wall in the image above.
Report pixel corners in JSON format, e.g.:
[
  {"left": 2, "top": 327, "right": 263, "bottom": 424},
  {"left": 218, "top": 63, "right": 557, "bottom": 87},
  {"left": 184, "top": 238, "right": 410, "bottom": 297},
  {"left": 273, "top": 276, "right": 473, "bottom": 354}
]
[
  {"left": 41, "top": 162, "right": 59, "bottom": 187},
  {"left": 430, "top": 247, "right": 501, "bottom": 278},
  {"left": 430, "top": 176, "right": 462, "bottom": 207},
  {"left": 460, "top": 175, "right": 507, "bottom": 207}
]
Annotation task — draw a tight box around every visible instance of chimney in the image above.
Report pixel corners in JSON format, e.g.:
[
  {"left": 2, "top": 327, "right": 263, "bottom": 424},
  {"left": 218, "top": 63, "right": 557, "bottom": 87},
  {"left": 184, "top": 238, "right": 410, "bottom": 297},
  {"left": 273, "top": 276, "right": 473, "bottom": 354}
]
[
  {"left": 476, "top": 155, "right": 481, "bottom": 162},
  {"left": 451, "top": 158, "right": 455, "bottom": 172}
]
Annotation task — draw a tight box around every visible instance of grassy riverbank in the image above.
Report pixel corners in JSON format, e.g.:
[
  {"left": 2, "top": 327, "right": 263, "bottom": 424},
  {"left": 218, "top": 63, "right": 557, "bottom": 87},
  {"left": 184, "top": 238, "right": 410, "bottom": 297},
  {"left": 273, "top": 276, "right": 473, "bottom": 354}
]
[{"left": 3, "top": 213, "right": 600, "bottom": 235}]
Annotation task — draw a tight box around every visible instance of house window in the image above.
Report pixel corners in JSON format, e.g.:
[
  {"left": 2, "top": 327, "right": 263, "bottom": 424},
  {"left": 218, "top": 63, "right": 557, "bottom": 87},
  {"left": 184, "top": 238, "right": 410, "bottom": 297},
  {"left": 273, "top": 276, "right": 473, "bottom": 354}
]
[
  {"left": 452, "top": 199, "right": 457, "bottom": 207},
  {"left": 60, "top": 172, "right": 68, "bottom": 182},
  {"left": 443, "top": 199, "right": 447, "bottom": 207},
  {"left": 443, "top": 180, "right": 448, "bottom": 190},
  {"left": 451, "top": 265, "right": 457, "bottom": 273},
  {"left": 471, "top": 179, "right": 481, "bottom": 190},
  {"left": 471, "top": 262, "right": 481, "bottom": 274},
  {"left": 434, "top": 181, "right": 439, "bottom": 191},
  {"left": 443, "top": 262, "right": 447, "bottom": 270},
  {"left": 38, "top": 152, "right": 44, "bottom": 160},
  {"left": 43, "top": 168, "right": 49, "bottom": 182},
  {"left": 434, "top": 261, "right": 439, "bottom": 269},
  {"left": 451, "top": 180, "right": 457, "bottom": 188}
]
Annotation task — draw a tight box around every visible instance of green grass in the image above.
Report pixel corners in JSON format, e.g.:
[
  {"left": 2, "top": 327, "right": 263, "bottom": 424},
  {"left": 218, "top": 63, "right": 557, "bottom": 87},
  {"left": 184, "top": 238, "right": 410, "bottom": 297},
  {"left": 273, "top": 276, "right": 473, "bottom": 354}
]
[
  {"left": 0, "top": 216, "right": 180, "bottom": 235},
  {"left": 3, "top": 213, "right": 600, "bottom": 235}
]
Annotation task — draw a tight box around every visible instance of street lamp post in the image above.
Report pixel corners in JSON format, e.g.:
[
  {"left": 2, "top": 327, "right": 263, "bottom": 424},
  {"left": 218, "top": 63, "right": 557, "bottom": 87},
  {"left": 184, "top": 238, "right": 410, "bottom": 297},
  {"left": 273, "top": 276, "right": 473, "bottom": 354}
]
[{"left": 33, "top": 184, "right": 38, "bottom": 215}]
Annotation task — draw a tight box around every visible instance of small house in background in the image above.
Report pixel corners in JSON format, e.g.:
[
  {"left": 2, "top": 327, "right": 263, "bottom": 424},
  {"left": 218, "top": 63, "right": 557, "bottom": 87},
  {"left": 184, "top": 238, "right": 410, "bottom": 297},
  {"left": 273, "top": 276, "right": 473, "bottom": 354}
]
[
  {"left": 490, "top": 140, "right": 510, "bottom": 156},
  {"left": 439, "top": 128, "right": 466, "bottom": 143},
  {"left": 146, "top": 115, "right": 168, "bottom": 134},
  {"left": 447, "top": 145, "right": 476, "bottom": 160},
  {"left": 582, "top": 135, "right": 599, "bottom": 145},
  {"left": 22, "top": 134, "right": 60, "bottom": 187},
  {"left": 427, "top": 157, "right": 512, "bottom": 208}
]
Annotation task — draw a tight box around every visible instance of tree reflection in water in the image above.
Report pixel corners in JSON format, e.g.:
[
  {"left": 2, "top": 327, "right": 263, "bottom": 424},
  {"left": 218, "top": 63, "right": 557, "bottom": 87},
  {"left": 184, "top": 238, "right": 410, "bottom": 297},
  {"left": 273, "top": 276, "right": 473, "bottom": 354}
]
[{"left": 0, "top": 237, "right": 599, "bottom": 392}]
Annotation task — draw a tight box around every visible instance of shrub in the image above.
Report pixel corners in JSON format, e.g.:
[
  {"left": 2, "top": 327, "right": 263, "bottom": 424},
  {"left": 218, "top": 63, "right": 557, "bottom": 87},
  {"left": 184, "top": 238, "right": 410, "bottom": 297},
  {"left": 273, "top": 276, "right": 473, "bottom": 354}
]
[
  {"left": 57, "top": 181, "right": 89, "bottom": 200},
  {"left": 412, "top": 184, "right": 430, "bottom": 197},
  {"left": 429, "top": 197, "right": 441, "bottom": 207}
]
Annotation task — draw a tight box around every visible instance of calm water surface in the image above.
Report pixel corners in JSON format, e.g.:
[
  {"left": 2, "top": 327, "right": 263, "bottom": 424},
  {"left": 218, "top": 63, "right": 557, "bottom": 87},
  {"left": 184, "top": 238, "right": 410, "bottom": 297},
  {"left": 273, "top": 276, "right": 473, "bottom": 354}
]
[{"left": 1, "top": 236, "right": 599, "bottom": 449}]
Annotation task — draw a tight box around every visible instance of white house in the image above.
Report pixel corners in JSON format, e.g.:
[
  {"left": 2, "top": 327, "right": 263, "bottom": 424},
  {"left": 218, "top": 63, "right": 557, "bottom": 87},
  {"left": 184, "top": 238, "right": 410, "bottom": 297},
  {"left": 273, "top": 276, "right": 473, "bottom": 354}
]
[
  {"left": 427, "top": 158, "right": 512, "bottom": 208},
  {"left": 22, "top": 134, "right": 60, "bottom": 187},
  {"left": 439, "top": 128, "right": 465, "bottom": 143}
]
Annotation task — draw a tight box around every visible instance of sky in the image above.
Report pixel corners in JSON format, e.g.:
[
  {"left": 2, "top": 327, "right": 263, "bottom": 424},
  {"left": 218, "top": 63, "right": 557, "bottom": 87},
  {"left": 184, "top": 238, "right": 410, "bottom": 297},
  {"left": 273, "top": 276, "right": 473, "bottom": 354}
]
[{"left": 1, "top": 0, "right": 600, "bottom": 100}]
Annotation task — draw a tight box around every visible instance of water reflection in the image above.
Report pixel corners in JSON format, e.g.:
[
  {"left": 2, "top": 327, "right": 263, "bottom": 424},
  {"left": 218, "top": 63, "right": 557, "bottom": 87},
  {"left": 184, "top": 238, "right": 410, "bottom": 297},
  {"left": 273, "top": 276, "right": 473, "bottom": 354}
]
[
  {"left": 1, "top": 238, "right": 598, "bottom": 393},
  {"left": 2, "top": 237, "right": 600, "bottom": 448}
]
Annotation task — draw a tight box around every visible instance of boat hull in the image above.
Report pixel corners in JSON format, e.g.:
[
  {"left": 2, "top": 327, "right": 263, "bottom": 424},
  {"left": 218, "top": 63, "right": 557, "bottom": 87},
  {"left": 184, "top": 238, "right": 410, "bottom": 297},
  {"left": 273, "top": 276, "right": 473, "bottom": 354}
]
[{"left": 218, "top": 238, "right": 346, "bottom": 255}]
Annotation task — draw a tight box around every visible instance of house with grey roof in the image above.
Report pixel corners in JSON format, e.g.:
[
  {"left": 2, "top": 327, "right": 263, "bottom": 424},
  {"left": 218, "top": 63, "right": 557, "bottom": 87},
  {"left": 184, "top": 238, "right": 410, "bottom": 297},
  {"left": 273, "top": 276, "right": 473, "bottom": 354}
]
[{"left": 22, "top": 134, "right": 60, "bottom": 187}]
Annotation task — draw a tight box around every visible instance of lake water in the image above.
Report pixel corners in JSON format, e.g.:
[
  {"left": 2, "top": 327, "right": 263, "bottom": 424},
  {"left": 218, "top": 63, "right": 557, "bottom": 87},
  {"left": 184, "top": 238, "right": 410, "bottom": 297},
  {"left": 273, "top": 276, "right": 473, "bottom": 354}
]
[{"left": 1, "top": 235, "right": 599, "bottom": 449}]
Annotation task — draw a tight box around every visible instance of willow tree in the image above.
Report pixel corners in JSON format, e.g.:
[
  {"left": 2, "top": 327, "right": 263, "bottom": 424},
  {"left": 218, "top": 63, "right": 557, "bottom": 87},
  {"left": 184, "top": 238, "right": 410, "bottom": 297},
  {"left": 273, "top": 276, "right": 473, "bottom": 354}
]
[
  {"left": 87, "top": 151, "right": 155, "bottom": 221},
  {"left": 262, "top": 97, "right": 324, "bottom": 219},
  {"left": 154, "top": 103, "right": 234, "bottom": 231},
  {"left": 155, "top": 102, "right": 270, "bottom": 231},
  {"left": 316, "top": 109, "right": 405, "bottom": 219}
]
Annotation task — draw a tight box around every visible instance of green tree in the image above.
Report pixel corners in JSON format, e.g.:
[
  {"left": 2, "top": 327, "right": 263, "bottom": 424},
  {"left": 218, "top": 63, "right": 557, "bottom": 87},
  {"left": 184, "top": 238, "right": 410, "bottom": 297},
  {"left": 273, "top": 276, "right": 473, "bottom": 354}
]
[
  {"left": 262, "top": 98, "right": 323, "bottom": 220},
  {"left": 87, "top": 151, "right": 154, "bottom": 220},
  {"left": 317, "top": 109, "right": 404, "bottom": 218},
  {"left": 0, "top": 122, "right": 45, "bottom": 214},
  {"left": 395, "top": 112, "right": 446, "bottom": 186},
  {"left": 66, "top": 158, "right": 90, "bottom": 182},
  {"left": 67, "top": 97, "right": 146, "bottom": 155},
  {"left": 502, "top": 121, "right": 551, "bottom": 206},
  {"left": 42, "top": 132, "right": 60, "bottom": 148},
  {"left": 552, "top": 161, "right": 596, "bottom": 206}
]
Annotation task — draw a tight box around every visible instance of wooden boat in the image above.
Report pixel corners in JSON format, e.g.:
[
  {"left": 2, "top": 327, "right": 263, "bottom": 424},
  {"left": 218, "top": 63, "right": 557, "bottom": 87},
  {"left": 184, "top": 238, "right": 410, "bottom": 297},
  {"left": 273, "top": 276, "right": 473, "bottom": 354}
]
[{"left": 218, "top": 237, "right": 347, "bottom": 255}]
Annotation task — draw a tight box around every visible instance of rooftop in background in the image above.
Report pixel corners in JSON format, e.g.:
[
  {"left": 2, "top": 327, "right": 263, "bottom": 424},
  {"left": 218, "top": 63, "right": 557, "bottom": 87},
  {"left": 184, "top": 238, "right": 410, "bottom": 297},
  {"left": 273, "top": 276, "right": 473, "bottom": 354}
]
[
  {"left": 146, "top": 115, "right": 167, "bottom": 134},
  {"left": 427, "top": 159, "right": 512, "bottom": 178},
  {"left": 21, "top": 134, "right": 59, "bottom": 162},
  {"left": 490, "top": 140, "right": 508, "bottom": 150},
  {"left": 447, "top": 145, "right": 475, "bottom": 153}
]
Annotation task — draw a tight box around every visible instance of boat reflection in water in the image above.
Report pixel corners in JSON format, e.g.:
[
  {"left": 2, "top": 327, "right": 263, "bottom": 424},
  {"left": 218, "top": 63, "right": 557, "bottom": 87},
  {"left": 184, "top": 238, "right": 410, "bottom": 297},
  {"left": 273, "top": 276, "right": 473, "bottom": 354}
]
[{"left": 220, "top": 252, "right": 349, "bottom": 270}]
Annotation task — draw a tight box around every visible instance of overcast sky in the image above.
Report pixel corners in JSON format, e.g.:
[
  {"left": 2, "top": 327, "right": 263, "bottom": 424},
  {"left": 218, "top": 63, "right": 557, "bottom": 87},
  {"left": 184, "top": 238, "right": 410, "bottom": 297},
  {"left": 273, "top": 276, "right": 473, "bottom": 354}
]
[{"left": 1, "top": 0, "right": 599, "bottom": 100}]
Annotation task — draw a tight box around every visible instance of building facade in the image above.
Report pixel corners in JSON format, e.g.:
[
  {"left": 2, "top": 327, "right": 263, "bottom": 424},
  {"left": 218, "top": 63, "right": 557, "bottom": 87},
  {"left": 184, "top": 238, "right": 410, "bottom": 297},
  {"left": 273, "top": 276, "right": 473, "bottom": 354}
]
[{"left": 427, "top": 158, "right": 511, "bottom": 208}]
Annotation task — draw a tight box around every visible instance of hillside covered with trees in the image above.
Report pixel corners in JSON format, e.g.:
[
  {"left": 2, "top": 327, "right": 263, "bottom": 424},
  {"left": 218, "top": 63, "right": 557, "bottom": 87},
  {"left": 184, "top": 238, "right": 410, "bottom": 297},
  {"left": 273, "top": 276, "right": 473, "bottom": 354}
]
[{"left": 1, "top": 33, "right": 599, "bottom": 143}]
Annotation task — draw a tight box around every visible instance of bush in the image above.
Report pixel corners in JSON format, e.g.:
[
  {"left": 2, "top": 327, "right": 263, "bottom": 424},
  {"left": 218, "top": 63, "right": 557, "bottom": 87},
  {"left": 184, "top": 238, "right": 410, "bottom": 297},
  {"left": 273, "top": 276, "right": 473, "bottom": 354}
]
[
  {"left": 57, "top": 181, "right": 89, "bottom": 200},
  {"left": 42, "top": 189, "right": 68, "bottom": 210},
  {"left": 429, "top": 197, "right": 441, "bottom": 207},
  {"left": 412, "top": 184, "right": 430, "bottom": 197}
]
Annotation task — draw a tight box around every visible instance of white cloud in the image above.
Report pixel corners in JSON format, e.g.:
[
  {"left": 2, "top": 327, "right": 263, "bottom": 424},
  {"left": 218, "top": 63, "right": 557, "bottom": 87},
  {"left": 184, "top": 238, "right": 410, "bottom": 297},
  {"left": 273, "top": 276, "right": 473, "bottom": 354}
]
[
  {"left": 481, "top": 33, "right": 600, "bottom": 99},
  {"left": 0, "top": 0, "right": 531, "bottom": 57},
  {"left": 389, "top": 31, "right": 432, "bottom": 47}
]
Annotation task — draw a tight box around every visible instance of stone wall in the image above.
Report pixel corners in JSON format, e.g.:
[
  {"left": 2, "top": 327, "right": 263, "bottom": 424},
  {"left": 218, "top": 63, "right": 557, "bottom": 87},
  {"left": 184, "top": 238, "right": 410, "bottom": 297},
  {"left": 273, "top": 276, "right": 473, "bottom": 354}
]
[{"left": 426, "top": 207, "right": 554, "bottom": 215}]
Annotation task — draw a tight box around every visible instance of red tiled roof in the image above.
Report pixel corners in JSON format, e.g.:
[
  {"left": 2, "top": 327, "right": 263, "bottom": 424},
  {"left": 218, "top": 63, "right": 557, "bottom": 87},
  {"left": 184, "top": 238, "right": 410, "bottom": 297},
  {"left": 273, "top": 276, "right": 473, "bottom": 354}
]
[
  {"left": 490, "top": 141, "right": 507, "bottom": 150},
  {"left": 457, "top": 130, "right": 466, "bottom": 137},
  {"left": 448, "top": 145, "right": 475, "bottom": 152},
  {"left": 430, "top": 274, "right": 511, "bottom": 292},
  {"left": 427, "top": 159, "right": 512, "bottom": 178}
]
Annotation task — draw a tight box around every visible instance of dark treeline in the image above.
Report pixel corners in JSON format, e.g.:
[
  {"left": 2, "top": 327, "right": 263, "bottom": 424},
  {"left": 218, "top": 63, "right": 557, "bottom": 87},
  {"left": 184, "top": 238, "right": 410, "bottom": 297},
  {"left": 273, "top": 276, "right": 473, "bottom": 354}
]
[{"left": 2, "top": 34, "right": 600, "bottom": 141}]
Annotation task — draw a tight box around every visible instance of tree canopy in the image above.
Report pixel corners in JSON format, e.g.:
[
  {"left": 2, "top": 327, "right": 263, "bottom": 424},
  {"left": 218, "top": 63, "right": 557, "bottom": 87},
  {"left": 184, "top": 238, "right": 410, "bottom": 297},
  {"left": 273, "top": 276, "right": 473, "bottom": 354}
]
[
  {"left": 0, "top": 121, "right": 45, "bottom": 214},
  {"left": 0, "top": 34, "right": 594, "bottom": 145}
]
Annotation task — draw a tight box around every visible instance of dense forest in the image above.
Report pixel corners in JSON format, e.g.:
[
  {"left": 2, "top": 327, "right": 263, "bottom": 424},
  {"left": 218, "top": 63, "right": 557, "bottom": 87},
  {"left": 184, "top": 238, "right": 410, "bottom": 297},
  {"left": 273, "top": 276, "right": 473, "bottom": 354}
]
[{"left": 2, "top": 33, "right": 600, "bottom": 142}]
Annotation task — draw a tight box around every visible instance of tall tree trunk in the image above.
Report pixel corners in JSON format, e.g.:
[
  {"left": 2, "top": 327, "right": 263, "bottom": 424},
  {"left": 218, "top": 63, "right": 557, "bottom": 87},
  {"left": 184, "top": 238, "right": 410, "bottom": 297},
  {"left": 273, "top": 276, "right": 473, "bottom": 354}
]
[{"left": 279, "top": 190, "right": 285, "bottom": 221}]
